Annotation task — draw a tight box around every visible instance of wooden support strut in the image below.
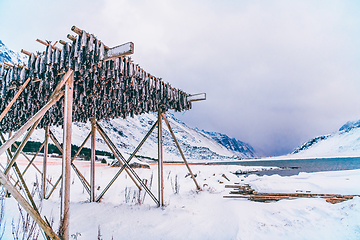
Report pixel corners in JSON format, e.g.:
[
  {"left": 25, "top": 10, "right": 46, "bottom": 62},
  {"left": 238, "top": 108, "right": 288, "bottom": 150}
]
[
  {"left": 0, "top": 134, "right": 54, "bottom": 239},
  {"left": 0, "top": 136, "right": 39, "bottom": 212},
  {"left": 46, "top": 130, "right": 92, "bottom": 200},
  {"left": 161, "top": 113, "right": 201, "bottom": 190},
  {"left": 3, "top": 92, "right": 63, "bottom": 176},
  {"left": 0, "top": 77, "right": 31, "bottom": 123},
  {"left": 96, "top": 119, "right": 159, "bottom": 202},
  {"left": 0, "top": 167, "right": 61, "bottom": 239},
  {"left": 94, "top": 123, "right": 142, "bottom": 191},
  {"left": 60, "top": 70, "right": 74, "bottom": 240},
  {"left": 94, "top": 122, "right": 160, "bottom": 206},
  {"left": 0, "top": 132, "right": 52, "bottom": 192},
  {"left": 0, "top": 132, "right": 52, "bottom": 189},
  {"left": 42, "top": 126, "right": 49, "bottom": 199},
  {"left": 49, "top": 130, "right": 91, "bottom": 193},
  {"left": 14, "top": 140, "right": 50, "bottom": 188},
  {"left": 158, "top": 109, "right": 164, "bottom": 207},
  {"left": 90, "top": 117, "right": 96, "bottom": 202}
]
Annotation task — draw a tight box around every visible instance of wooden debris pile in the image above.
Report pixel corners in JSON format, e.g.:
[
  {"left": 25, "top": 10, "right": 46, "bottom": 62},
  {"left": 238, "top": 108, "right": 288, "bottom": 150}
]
[
  {"left": 0, "top": 26, "right": 191, "bottom": 132},
  {"left": 223, "top": 184, "right": 359, "bottom": 204}
]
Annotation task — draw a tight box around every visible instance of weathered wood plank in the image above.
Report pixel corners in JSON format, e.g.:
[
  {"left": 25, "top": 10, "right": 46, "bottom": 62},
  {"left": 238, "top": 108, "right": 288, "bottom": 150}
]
[{"left": 104, "top": 42, "right": 134, "bottom": 60}]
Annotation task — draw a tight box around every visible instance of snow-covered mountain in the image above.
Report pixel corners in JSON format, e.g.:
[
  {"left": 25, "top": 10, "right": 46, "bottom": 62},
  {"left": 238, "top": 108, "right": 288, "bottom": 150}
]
[
  {"left": 291, "top": 119, "right": 360, "bottom": 158},
  {"left": 30, "top": 113, "right": 256, "bottom": 161},
  {"left": 198, "top": 129, "right": 256, "bottom": 158},
  {"left": 0, "top": 40, "right": 26, "bottom": 64}
]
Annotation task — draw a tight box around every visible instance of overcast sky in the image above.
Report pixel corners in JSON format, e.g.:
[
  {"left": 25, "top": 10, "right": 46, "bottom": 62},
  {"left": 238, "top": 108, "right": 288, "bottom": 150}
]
[{"left": 1, "top": 0, "right": 360, "bottom": 156}]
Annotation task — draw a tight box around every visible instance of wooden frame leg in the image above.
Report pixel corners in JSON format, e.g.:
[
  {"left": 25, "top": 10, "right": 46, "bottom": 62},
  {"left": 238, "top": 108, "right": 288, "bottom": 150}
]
[
  {"left": 59, "top": 71, "right": 74, "bottom": 240},
  {"left": 42, "top": 126, "right": 49, "bottom": 199},
  {"left": 158, "top": 109, "right": 164, "bottom": 207},
  {"left": 161, "top": 113, "right": 201, "bottom": 191},
  {"left": 90, "top": 118, "right": 96, "bottom": 202}
]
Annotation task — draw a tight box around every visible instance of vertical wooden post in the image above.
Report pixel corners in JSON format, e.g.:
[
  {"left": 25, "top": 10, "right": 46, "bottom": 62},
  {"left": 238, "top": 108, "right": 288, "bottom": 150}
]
[
  {"left": 90, "top": 117, "right": 96, "bottom": 202},
  {"left": 158, "top": 109, "right": 164, "bottom": 207},
  {"left": 6, "top": 131, "right": 12, "bottom": 197},
  {"left": 7, "top": 131, "right": 12, "bottom": 165},
  {"left": 42, "top": 126, "right": 49, "bottom": 199},
  {"left": 60, "top": 72, "right": 73, "bottom": 240}
]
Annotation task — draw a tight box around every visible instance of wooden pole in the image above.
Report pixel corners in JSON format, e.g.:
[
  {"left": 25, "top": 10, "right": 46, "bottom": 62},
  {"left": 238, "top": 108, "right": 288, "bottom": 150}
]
[
  {"left": 90, "top": 117, "right": 96, "bottom": 202},
  {"left": 60, "top": 71, "right": 74, "bottom": 240},
  {"left": 42, "top": 126, "right": 49, "bottom": 199},
  {"left": 158, "top": 109, "right": 164, "bottom": 207},
  {"left": 66, "top": 34, "right": 76, "bottom": 42},
  {"left": 161, "top": 113, "right": 201, "bottom": 190},
  {"left": 71, "top": 25, "right": 109, "bottom": 50}
]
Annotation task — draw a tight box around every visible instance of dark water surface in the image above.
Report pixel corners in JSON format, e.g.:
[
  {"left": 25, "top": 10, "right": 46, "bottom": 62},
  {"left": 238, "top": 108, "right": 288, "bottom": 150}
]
[{"left": 201, "top": 157, "right": 360, "bottom": 176}]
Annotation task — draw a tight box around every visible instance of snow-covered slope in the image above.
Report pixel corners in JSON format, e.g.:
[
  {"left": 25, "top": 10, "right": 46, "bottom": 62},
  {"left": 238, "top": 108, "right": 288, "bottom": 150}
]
[
  {"left": 198, "top": 129, "right": 256, "bottom": 158},
  {"left": 291, "top": 119, "right": 360, "bottom": 158},
  {"left": 30, "top": 112, "right": 255, "bottom": 161},
  {"left": 0, "top": 40, "right": 26, "bottom": 64}
]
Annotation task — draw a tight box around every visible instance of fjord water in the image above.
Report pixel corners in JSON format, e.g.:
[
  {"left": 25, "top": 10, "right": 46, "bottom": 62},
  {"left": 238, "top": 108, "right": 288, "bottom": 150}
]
[{"left": 228, "top": 157, "right": 360, "bottom": 176}]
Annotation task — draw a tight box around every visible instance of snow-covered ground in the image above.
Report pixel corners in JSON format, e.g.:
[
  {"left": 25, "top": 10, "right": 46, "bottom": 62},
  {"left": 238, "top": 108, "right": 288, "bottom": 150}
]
[{"left": 1, "top": 154, "right": 359, "bottom": 239}]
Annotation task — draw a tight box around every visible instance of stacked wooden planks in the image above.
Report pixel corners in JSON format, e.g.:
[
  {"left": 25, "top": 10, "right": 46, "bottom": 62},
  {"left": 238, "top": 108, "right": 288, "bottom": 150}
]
[{"left": 223, "top": 184, "right": 358, "bottom": 204}]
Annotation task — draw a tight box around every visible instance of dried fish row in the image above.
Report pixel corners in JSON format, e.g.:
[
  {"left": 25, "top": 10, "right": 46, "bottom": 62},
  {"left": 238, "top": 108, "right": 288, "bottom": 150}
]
[{"left": 0, "top": 32, "right": 191, "bottom": 132}]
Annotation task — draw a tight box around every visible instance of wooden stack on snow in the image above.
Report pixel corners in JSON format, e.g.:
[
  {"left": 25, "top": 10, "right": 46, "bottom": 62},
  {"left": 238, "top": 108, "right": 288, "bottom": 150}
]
[{"left": 223, "top": 184, "right": 358, "bottom": 204}]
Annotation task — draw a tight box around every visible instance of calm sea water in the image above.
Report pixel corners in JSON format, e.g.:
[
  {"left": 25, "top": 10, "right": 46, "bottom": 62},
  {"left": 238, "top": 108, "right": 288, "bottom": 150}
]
[{"left": 202, "top": 157, "right": 360, "bottom": 176}]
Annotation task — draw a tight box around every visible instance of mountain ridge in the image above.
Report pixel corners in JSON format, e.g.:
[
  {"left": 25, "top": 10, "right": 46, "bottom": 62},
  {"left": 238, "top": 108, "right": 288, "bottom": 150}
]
[{"left": 291, "top": 119, "right": 360, "bottom": 157}]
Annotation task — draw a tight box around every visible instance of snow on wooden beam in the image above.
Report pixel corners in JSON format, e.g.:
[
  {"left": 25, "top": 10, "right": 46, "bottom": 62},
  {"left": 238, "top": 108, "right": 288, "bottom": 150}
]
[
  {"left": 104, "top": 42, "right": 134, "bottom": 61},
  {"left": 187, "top": 93, "right": 206, "bottom": 102}
]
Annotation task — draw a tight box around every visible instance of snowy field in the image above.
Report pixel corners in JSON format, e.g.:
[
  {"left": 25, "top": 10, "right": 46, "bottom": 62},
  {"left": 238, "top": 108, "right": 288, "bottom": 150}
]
[{"left": 1, "top": 155, "right": 360, "bottom": 239}]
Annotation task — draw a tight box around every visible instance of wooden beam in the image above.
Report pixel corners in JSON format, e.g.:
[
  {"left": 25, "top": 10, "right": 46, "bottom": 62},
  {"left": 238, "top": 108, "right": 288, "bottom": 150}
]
[
  {"left": 42, "top": 126, "right": 49, "bottom": 199},
  {"left": 90, "top": 118, "right": 96, "bottom": 202},
  {"left": 187, "top": 93, "right": 206, "bottom": 102},
  {"left": 59, "top": 71, "right": 74, "bottom": 240},
  {"left": 104, "top": 42, "right": 134, "bottom": 61},
  {"left": 71, "top": 25, "right": 109, "bottom": 49},
  {"left": 67, "top": 34, "right": 76, "bottom": 42},
  {"left": 21, "top": 49, "right": 32, "bottom": 56},
  {"left": 158, "top": 109, "right": 164, "bottom": 207}
]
